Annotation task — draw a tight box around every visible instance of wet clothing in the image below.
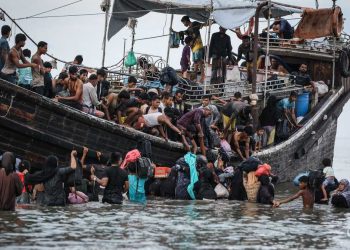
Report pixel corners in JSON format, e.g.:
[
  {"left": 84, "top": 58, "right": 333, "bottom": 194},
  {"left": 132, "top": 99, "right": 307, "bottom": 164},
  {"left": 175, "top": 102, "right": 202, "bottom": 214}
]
[
  {"left": 197, "top": 168, "right": 217, "bottom": 200},
  {"left": 257, "top": 175, "right": 275, "bottom": 205},
  {"left": 0, "top": 36, "right": 10, "bottom": 71},
  {"left": 128, "top": 175, "right": 146, "bottom": 203},
  {"left": 175, "top": 171, "right": 191, "bottom": 200},
  {"left": 102, "top": 166, "right": 128, "bottom": 204},
  {"left": 160, "top": 167, "right": 177, "bottom": 198},
  {"left": 0, "top": 152, "right": 22, "bottom": 211}
]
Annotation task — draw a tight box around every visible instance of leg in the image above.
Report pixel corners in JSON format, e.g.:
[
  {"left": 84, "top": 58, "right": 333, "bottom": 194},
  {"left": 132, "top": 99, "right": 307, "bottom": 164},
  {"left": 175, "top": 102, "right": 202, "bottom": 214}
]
[{"left": 199, "top": 60, "right": 205, "bottom": 83}]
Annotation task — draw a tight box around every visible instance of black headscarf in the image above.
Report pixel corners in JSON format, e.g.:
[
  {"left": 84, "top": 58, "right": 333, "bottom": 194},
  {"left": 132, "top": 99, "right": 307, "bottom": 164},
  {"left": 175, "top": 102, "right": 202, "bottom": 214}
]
[
  {"left": 1, "top": 152, "right": 15, "bottom": 175},
  {"left": 25, "top": 155, "right": 59, "bottom": 185}
]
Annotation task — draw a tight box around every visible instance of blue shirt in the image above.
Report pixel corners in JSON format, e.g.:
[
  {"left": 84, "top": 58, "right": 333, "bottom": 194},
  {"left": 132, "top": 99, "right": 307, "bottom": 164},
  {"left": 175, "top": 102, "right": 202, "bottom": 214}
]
[
  {"left": 0, "top": 36, "right": 10, "bottom": 71},
  {"left": 277, "top": 98, "right": 295, "bottom": 111},
  {"left": 17, "top": 59, "right": 32, "bottom": 85},
  {"left": 128, "top": 175, "right": 146, "bottom": 203}
]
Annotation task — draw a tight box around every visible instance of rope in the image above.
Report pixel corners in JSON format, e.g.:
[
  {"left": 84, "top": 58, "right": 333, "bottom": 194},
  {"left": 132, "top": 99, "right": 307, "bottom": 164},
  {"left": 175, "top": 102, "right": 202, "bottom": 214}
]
[
  {"left": 134, "top": 34, "right": 169, "bottom": 41},
  {"left": 15, "top": 0, "right": 83, "bottom": 21},
  {"left": 11, "top": 6, "right": 196, "bottom": 20},
  {"left": 0, "top": 95, "right": 15, "bottom": 118}
]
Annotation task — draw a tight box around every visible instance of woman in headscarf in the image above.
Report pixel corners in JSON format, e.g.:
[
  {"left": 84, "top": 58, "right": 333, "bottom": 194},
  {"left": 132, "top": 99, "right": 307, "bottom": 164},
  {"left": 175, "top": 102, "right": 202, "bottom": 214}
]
[
  {"left": 0, "top": 152, "right": 23, "bottom": 211},
  {"left": 331, "top": 179, "right": 350, "bottom": 208},
  {"left": 25, "top": 150, "right": 77, "bottom": 206}
]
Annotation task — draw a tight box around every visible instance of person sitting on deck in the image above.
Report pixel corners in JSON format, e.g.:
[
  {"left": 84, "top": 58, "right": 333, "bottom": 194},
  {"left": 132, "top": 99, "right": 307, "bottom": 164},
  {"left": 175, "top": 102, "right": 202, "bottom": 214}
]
[
  {"left": 114, "top": 90, "right": 131, "bottom": 124},
  {"left": 31, "top": 41, "right": 48, "bottom": 95},
  {"left": 209, "top": 26, "right": 233, "bottom": 85},
  {"left": 90, "top": 152, "right": 129, "bottom": 204},
  {"left": 56, "top": 65, "right": 83, "bottom": 110},
  {"left": 1, "top": 33, "right": 37, "bottom": 84},
  {"left": 79, "top": 68, "right": 88, "bottom": 83},
  {"left": 274, "top": 175, "right": 314, "bottom": 209},
  {"left": 53, "top": 72, "right": 69, "bottom": 96},
  {"left": 177, "top": 107, "right": 212, "bottom": 155},
  {"left": 291, "top": 64, "right": 312, "bottom": 87},
  {"left": 82, "top": 74, "right": 105, "bottom": 118},
  {"left": 17, "top": 48, "right": 32, "bottom": 90},
  {"left": 96, "top": 68, "right": 110, "bottom": 101},
  {"left": 0, "top": 152, "right": 23, "bottom": 211},
  {"left": 263, "top": 17, "right": 294, "bottom": 39},
  {"left": 269, "top": 57, "right": 288, "bottom": 75},
  {"left": 159, "top": 91, "right": 173, "bottom": 113},
  {"left": 276, "top": 91, "right": 301, "bottom": 128},
  {"left": 121, "top": 76, "right": 142, "bottom": 98}
]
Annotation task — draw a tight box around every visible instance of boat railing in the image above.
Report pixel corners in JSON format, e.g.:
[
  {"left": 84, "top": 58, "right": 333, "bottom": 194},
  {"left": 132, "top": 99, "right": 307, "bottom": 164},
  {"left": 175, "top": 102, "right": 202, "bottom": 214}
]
[
  {"left": 258, "top": 35, "right": 349, "bottom": 54},
  {"left": 177, "top": 76, "right": 304, "bottom": 101}
]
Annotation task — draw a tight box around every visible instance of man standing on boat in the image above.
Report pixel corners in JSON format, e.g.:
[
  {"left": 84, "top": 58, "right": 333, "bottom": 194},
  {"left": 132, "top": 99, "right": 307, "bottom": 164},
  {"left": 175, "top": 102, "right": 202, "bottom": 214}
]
[
  {"left": 236, "top": 35, "right": 254, "bottom": 83},
  {"left": 209, "top": 27, "right": 232, "bottom": 85},
  {"left": 1, "top": 33, "right": 37, "bottom": 84},
  {"left": 179, "top": 16, "right": 208, "bottom": 83},
  {"left": 31, "top": 41, "right": 48, "bottom": 95},
  {"left": 0, "top": 25, "right": 11, "bottom": 72}
]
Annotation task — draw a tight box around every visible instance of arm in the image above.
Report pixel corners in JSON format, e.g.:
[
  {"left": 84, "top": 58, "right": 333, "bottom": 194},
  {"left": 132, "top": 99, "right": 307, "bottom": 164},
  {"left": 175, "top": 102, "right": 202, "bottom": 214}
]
[
  {"left": 89, "top": 87, "right": 102, "bottom": 107},
  {"left": 14, "top": 174, "right": 23, "bottom": 196},
  {"left": 92, "top": 176, "right": 108, "bottom": 187},
  {"left": 10, "top": 50, "right": 35, "bottom": 69},
  {"left": 233, "top": 134, "right": 245, "bottom": 160},
  {"left": 81, "top": 147, "right": 89, "bottom": 167},
  {"left": 275, "top": 190, "right": 303, "bottom": 207},
  {"left": 32, "top": 55, "right": 45, "bottom": 74},
  {"left": 321, "top": 184, "right": 328, "bottom": 200},
  {"left": 157, "top": 125, "right": 168, "bottom": 141},
  {"left": 59, "top": 81, "right": 83, "bottom": 101}
]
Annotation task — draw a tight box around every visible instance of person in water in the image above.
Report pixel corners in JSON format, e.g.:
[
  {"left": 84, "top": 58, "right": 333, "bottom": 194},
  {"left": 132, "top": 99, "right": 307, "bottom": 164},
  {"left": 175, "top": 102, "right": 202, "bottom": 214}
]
[
  {"left": 127, "top": 161, "right": 147, "bottom": 203},
  {"left": 25, "top": 150, "right": 77, "bottom": 206},
  {"left": 91, "top": 151, "right": 129, "bottom": 204},
  {"left": 274, "top": 175, "right": 314, "bottom": 209},
  {"left": 331, "top": 179, "right": 350, "bottom": 208},
  {"left": 0, "top": 152, "right": 23, "bottom": 211}
]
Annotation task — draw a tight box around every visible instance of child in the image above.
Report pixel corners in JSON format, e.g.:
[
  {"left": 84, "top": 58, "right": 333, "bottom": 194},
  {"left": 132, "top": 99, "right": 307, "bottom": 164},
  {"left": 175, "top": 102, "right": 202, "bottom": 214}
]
[
  {"left": 43, "top": 61, "right": 54, "bottom": 98},
  {"left": 321, "top": 159, "right": 335, "bottom": 201},
  {"left": 180, "top": 36, "right": 192, "bottom": 78},
  {"left": 254, "top": 127, "right": 265, "bottom": 152},
  {"left": 17, "top": 49, "right": 32, "bottom": 90},
  {"left": 127, "top": 161, "right": 147, "bottom": 203},
  {"left": 274, "top": 175, "right": 314, "bottom": 209},
  {"left": 16, "top": 160, "right": 31, "bottom": 204}
]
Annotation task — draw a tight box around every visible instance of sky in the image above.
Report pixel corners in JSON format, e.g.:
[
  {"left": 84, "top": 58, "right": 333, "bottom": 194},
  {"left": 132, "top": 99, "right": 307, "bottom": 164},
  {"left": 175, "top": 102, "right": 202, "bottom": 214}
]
[{"left": 1, "top": 0, "right": 350, "bottom": 141}]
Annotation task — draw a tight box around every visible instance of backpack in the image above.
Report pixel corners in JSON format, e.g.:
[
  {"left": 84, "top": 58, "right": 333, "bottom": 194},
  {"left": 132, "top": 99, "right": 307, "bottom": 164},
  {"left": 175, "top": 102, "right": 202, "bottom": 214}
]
[
  {"left": 136, "top": 157, "right": 154, "bottom": 179},
  {"left": 159, "top": 66, "right": 178, "bottom": 86},
  {"left": 137, "top": 139, "right": 153, "bottom": 160},
  {"left": 308, "top": 170, "right": 324, "bottom": 189}
]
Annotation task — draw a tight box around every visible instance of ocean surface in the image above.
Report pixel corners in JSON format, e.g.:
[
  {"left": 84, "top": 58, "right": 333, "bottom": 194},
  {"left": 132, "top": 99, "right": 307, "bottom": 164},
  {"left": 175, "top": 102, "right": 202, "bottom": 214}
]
[{"left": 0, "top": 104, "right": 349, "bottom": 249}]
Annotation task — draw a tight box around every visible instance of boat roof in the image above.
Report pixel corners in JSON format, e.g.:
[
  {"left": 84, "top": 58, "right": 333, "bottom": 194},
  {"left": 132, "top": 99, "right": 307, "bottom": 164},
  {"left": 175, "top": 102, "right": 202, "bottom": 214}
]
[{"left": 108, "top": 0, "right": 302, "bottom": 39}]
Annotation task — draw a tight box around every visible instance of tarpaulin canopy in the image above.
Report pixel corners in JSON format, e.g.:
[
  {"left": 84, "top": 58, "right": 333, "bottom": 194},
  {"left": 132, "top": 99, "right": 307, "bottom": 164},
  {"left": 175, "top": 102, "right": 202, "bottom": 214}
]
[{"left": 107, "top": 0, "right": 302, "bottom": 40}]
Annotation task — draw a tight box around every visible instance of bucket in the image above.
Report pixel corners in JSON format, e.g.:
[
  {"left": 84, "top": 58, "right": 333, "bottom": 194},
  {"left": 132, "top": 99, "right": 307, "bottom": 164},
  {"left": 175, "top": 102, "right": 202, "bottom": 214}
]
[{"left": 296, "top": 92, "right": 309, "bottom": 117}]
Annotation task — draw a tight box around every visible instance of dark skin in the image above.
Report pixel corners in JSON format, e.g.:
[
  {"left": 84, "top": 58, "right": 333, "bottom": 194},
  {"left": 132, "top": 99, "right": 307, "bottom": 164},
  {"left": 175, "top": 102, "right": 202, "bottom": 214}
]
[
  {"left": 231, "top": 131, "right": 250, "bottom": 160},
  {"left": 274, "top": 181, "right": 314, "bottom": 209},
  {"left": 7, "top": 40, "right": 37, "bottom": 70}
]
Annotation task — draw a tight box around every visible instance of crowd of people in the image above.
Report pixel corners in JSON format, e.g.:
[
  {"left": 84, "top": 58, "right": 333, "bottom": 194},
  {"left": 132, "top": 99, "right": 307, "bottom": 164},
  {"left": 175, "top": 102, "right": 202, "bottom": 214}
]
[
  {"left": 1, "top": 143, "right": 349, "bottom": 211},
  {"left": 0, "top": 20, "right": 343, "bottom": 211}
]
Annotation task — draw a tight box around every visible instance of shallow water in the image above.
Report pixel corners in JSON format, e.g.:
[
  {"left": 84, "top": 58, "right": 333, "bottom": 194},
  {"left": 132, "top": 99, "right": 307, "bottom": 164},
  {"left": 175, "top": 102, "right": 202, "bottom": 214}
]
[{"left": 1, "top": 185, "right": 350, "bottom": 249}]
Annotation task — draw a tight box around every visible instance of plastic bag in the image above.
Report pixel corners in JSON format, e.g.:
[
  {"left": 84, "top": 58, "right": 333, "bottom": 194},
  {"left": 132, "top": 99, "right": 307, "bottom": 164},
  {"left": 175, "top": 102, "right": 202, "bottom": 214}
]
[
  {"left": 214, "top": 183, "right": 229, "bottom": 198},
  {"left": 226, "top": 66, "right": 241, "bottom": 82},
  {"left": 125, "top": 51, "right": 137, "bottom": 67}
]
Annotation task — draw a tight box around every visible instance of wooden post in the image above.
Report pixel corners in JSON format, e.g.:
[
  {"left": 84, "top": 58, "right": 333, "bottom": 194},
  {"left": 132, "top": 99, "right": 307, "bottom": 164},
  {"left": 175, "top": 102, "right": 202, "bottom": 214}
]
[{"left": 101, "top": 0, "right": 111, "bottom": 68}]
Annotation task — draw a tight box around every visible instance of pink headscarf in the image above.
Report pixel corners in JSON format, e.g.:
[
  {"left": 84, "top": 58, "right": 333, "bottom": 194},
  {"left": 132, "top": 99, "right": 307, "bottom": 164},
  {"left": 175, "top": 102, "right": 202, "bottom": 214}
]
[{"left": 120, "top": 149, "right": 141, "bottom": 169}]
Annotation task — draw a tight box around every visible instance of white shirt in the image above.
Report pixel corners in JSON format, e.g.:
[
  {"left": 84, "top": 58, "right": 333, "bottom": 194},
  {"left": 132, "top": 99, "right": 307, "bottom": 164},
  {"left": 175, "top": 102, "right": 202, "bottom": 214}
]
[{"left": 82, "top": 82, "right": 101, "bottom": 109}]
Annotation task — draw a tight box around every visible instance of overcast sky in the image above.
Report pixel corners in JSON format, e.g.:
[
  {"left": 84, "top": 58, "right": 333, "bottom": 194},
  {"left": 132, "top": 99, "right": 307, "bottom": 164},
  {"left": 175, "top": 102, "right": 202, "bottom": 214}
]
[{"left": 1, "top": 0, "right": 349, "bottom": 139}]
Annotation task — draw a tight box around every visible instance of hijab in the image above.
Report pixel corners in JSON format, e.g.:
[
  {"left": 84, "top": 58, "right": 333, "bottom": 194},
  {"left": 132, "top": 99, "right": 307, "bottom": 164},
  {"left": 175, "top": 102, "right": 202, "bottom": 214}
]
[
  {"left": 25, "top": 155, "right": 59, "bottom": 185},
  {"left": 1, "top": 152, "right": 15, "bottom": 176},
  {"left": 338, "top": 179, "right": 350, "bottom": 207}
]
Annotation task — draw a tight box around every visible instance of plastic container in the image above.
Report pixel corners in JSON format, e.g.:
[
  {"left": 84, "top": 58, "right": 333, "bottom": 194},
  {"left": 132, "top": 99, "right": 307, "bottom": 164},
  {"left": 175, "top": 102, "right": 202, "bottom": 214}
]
[
  {"left": 296, "top": 92, "right": 309, "bottom": 117},
  {"left": 154, "top": 167, "right": 171, "bottom": 178}
]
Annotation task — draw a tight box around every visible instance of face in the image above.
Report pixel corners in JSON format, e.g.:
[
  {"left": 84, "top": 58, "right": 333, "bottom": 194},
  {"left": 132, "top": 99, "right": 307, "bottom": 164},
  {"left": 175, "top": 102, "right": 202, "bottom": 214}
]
[
  {"left": 175, "top": 93, "right": 183, "bottom": 102},
  {"left": 39, "top": 45, "right": 48, "bottom": 54},
  {"left": 90, "top": 79, "right": 98, "bottom": 86},
  {"left": 80, "top": 73, "right": 88, "bottom": 82},
  {"left": 271, "top": 59, "right": 278, "bottom": 67},
  {"left": 257, "top": 129, "right": 264, "bottom": 136},
  {"left": 128, "top": 82, "right": 136, "bottom": 88},
  {"left": 97, "top": 74, "right": 105, "bottom": 81},
  {"left": 299, "top": 181, "right": 307, "bottom": 189},
  {"left": 299, "top": 64, "right": 308, "bottom": 73},
  {"left": 202, "top": 98, "right": 210, "bottom": 107},
  {"left": 69, "top": 72, "right": 78, "bottom": 80},
  {"left": 165, "top": 98, "right": 173, "bottom": 107},
  {"left": 19, "top": 40, "right": 26, "bottom": 48},
  {"left": 219, "top": 27, "right": 227, "bottom": 33},
  {"left": 290, "top": 96, "right": 297, "bottom": 102},
  {"left": 338, "top": 182, "right": 346, "bottom": 192},
  {"left": 243, "top": 38, "right": 250, "bottom": 46},
  {"left": 182, "top": 20, "right": 190, "bottom": 27},
  {"left": 204, "top": 109, "right": 212, "bottom": 117},
  {"left": 44, "top": 67, "right": 52, "bottom": 73},
  {"left": 152, "top": 99, "right": 160, "bottom": 108}
]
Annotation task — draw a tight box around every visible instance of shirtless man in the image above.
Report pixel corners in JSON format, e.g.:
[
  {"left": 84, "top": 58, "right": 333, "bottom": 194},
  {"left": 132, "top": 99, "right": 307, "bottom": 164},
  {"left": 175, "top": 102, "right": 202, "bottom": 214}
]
[
  {"left": 231, "top": 126, "right": 253, "bottom": 161},
  {"left": 56, "top": 66, "right": 83, "bottom": 110},
  {"left": 274, "top": 175, "right": 314, "bottom": 209},
  {"left": 31, "top": 41, "right": 48, "bottom": 95},
  {"left": 1, "top": 33, "right": 37, "bottom": 84}
]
